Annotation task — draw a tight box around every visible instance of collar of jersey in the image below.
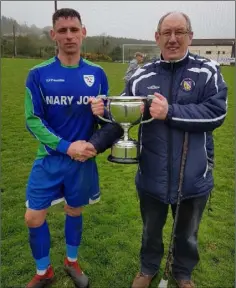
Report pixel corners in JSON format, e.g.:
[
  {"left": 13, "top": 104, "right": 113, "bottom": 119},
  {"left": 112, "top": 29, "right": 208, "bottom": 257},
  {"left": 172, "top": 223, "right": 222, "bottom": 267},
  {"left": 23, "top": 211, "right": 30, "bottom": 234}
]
[{"left": 55, "top": 56, "right": 84, "bottom": 68}]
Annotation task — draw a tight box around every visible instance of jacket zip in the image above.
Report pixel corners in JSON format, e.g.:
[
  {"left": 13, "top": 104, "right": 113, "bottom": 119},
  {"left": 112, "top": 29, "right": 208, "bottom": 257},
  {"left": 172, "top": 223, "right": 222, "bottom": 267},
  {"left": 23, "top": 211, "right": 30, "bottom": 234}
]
[{"left": 167, "top": 63, "right": 175, "bottom": 203}]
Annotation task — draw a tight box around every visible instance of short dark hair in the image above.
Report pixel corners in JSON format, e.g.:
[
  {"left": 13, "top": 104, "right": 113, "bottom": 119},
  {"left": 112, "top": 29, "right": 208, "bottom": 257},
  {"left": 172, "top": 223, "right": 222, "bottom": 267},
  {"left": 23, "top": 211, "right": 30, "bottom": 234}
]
[{"left": 52, "top": 8, "right": 82, "bottom": 26}]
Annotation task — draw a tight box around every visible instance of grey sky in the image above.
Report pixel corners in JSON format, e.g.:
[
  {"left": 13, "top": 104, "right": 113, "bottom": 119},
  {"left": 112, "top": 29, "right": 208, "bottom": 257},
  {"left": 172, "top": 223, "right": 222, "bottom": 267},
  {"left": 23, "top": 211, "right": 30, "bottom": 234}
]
[{"left": 2, "top": 1, "right": 235, "bottom": 40}]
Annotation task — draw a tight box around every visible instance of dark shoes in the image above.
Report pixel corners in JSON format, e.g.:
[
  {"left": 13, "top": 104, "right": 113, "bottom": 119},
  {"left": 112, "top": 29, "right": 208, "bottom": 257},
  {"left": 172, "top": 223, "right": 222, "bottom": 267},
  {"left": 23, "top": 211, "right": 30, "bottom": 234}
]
[
  {"left": 175, "top": 279, "right": 195, "bottom": 288},
  {"left": 131, "top": 272, "right": 154, "bottom": 288}
]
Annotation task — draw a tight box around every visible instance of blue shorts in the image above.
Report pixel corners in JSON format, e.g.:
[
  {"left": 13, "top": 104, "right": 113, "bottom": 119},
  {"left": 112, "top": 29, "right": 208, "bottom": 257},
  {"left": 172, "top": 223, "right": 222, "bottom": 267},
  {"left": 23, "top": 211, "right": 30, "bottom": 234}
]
[{"left": 26, "top": 155, "right": 100, "bottom": 210}]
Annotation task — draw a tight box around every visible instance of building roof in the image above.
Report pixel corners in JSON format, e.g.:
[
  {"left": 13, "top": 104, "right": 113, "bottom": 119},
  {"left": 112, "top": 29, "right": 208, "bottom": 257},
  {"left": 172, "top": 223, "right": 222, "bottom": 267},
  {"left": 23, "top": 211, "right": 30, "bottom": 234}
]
[{"left": 191, "top": 39, "right": 235, "bottom": 46}]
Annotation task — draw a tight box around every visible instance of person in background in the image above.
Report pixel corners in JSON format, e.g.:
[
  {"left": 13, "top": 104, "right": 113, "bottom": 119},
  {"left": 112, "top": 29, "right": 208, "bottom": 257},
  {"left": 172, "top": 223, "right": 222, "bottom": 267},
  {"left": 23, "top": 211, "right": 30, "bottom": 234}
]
[{"left": 123, "top": 51, "right": 144, "bottom": 84}]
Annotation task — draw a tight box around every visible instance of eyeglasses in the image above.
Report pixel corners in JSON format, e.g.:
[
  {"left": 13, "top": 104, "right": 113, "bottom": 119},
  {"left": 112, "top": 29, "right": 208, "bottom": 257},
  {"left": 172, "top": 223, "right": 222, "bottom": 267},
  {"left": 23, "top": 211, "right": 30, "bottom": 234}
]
[{"left": 159, "top": 30, "right": 190, "bottom": 39}]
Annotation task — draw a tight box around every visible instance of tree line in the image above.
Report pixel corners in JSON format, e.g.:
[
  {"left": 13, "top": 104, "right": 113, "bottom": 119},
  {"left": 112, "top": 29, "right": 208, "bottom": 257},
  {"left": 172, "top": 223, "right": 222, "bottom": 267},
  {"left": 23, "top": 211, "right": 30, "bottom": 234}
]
[{"left": 1, "top": 15, "right": 156, "bottom": 61}]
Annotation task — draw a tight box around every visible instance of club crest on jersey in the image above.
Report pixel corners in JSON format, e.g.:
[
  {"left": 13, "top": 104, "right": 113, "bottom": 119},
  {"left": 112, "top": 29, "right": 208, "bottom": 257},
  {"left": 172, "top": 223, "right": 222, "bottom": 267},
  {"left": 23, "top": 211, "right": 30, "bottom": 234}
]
[
  {"left": 83, "top": 75, "right": 95, "bottom": 87},
  {"left": 180, "top": 78, "right": 195, "bottom": 92}
]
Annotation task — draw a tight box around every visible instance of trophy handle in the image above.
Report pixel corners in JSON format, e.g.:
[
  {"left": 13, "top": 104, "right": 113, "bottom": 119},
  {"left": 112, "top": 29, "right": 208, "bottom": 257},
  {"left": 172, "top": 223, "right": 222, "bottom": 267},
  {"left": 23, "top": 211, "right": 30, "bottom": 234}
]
[
  {"left": 140, "top": 95, "right": 155, "bottom": 124},
  {"left": 96, "top": 95, "right": 113, "bottom": 123},
  {"left": 140, "top": 117, "right": 154, "bottom": 124},
  {"left": 97, "top": 115, "right": 113, "bottom": 123}
]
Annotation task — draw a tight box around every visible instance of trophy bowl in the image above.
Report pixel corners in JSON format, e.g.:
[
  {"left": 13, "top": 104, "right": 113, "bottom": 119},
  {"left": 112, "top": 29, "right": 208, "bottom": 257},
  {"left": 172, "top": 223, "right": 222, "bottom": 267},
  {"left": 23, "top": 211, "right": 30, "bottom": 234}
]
[
  {"left": 97, "top": 95, "right": 154, "bottom": 164},
  {"left": 106, "top": 96, "right": 147, "bottom": 125}
]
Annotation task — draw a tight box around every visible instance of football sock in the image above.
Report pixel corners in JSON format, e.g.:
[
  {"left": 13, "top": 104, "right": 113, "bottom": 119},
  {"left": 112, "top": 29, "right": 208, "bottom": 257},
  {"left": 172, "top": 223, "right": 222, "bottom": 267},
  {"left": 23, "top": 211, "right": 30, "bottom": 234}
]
[
  {"left": 29, "top": 221, "right": 50, "bottom": 275},
  {"left": 65, "top": 214, "right": 83, "bottom": 262}
]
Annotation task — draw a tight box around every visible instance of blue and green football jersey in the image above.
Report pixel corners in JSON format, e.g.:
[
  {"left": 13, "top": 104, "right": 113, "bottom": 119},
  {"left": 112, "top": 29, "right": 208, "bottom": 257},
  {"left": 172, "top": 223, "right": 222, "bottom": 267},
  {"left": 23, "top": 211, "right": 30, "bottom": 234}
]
[{"left": 25, "top": 56, "right": 109, "bottom": 159}]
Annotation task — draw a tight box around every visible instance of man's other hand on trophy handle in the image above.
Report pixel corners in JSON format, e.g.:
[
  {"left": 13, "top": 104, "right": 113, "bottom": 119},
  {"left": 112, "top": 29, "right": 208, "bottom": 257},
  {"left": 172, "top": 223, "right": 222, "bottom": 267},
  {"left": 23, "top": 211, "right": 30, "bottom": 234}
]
[
  {"left": 141, "top": 93, "right": 168, "bottom": 120},
  {"left": 89, "top": 96, "right": 105, "bottom": 116},
  {"left": 149, "top": 93, "right": 168, "bottom": 120}
]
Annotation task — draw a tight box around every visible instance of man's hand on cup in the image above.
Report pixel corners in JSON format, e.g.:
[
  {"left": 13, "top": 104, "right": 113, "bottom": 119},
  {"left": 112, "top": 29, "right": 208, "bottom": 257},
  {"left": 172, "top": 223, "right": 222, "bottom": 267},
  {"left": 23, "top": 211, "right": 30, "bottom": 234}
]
[
  {"left": 67, "top": 140, "right": 97, "bottom": 162},
  {"left": 149, "top": 93, "right": 169, "bottom": 120},
  {"left": 89, "top": 97, "right": 105, "bottom": 116}
]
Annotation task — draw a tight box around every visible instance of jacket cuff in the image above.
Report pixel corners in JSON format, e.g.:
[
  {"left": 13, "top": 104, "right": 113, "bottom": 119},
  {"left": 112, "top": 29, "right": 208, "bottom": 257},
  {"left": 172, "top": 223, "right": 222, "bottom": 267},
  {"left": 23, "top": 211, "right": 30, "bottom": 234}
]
[
  {"left": 166, "top": 105, "right": 173, "bottom": 120},
  {"left": 56, "top": 139, "right": 72, "bottom": 154},
  {"left": 103, "top": 109, "right": 109, "bottom": 119},
  {"left": 88, "top": 138, "right": 102, "bottom": 154}
]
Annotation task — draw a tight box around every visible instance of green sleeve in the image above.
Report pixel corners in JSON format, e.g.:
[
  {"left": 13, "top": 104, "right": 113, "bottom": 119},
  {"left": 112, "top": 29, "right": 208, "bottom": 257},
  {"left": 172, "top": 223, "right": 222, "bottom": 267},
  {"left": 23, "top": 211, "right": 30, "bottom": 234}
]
[{"left": 25, "top": 70, "right": 71, "bottom": 154}]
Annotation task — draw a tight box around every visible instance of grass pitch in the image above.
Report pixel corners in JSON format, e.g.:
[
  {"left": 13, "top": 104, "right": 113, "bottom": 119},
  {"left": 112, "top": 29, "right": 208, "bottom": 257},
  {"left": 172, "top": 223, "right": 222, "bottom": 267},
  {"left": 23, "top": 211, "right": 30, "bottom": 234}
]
[{"left": 1, "top": 58, "right": 234, "bottom": 287}]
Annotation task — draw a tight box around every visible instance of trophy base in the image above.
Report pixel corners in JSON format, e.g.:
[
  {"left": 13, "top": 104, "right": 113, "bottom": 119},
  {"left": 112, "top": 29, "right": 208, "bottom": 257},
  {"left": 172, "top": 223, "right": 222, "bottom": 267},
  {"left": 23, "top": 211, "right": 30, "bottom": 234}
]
[
  {"left": 107, "top": 138, "right": 140, "bottom": 164},
  {"left": 107, "top": 155, "right": 139, "bottom": 164}
]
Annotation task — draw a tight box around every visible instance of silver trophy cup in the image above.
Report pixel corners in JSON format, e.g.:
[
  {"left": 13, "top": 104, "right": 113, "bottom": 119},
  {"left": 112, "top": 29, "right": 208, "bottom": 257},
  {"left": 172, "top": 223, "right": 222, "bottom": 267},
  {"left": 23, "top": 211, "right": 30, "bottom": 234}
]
[{"left": 97, "top": 95, "right": 154, "bottom": 164}]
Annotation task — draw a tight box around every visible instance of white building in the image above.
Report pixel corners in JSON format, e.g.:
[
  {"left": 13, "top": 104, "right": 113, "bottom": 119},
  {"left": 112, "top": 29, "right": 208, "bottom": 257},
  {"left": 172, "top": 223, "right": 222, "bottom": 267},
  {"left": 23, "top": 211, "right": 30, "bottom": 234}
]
[{"left": 189, "top": 38, "right": 235, "bottom": 65}]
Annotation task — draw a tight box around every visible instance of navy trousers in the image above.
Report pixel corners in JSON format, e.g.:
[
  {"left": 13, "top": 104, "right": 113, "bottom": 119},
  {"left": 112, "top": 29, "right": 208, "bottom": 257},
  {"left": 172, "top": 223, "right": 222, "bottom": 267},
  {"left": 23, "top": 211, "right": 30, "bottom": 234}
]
[{"left": 138, "top": 191, "right": 209, "bottom": 280}]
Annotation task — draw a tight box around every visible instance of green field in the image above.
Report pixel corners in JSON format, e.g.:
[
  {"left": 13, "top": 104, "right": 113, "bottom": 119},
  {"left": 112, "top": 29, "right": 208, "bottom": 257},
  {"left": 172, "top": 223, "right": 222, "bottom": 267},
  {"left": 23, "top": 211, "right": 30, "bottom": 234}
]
[{"left": 1, "top": 58, "right": 235, "bottom": 288}]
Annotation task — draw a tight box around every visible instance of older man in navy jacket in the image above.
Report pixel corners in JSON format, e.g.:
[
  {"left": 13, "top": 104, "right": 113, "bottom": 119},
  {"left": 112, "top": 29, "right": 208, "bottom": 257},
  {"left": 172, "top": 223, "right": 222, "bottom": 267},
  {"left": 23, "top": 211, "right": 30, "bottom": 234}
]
[{"left": 90, "top": 11, "right": 227, "bottom": 288}]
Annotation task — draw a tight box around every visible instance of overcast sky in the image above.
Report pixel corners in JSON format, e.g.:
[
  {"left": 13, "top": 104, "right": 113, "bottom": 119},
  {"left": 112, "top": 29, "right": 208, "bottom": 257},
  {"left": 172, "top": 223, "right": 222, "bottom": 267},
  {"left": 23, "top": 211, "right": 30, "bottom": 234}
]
[{"left": 1, "top": 1, "right": 235, "bottom": 40}]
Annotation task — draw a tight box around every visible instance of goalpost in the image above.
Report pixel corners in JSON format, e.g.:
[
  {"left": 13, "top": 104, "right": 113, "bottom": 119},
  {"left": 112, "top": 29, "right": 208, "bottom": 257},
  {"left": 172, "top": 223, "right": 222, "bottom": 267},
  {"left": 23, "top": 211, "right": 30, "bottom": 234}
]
[{"left": 122, "top": 44, "right": 160, "bottom": 64}]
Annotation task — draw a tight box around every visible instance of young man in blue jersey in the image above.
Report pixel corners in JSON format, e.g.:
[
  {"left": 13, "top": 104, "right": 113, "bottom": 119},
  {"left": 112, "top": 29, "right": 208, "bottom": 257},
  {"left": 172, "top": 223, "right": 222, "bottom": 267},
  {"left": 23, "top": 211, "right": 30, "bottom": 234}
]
[{"left": 24, "top": 8, "right": 123, "bottom": 288}]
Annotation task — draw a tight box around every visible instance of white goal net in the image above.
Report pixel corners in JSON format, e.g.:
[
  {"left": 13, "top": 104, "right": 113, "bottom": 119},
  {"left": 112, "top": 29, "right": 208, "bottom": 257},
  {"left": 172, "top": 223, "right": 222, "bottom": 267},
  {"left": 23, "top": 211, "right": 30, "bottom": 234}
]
[{"left": 122, "top": 44, "right": 160, "bottom": 63}]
